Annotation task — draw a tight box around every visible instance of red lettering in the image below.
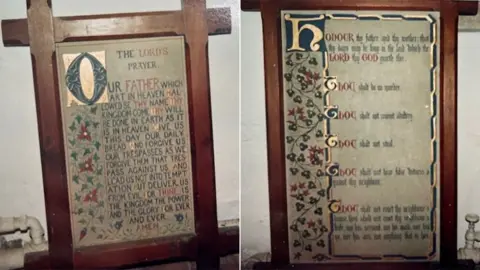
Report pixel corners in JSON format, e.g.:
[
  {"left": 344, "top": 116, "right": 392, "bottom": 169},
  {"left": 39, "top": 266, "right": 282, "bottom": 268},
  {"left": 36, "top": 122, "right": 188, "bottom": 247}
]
[
  {"left": 329, "top": 53, "right": 350, "bottom": 63},
  {"left": 338, "top": 111, "right": 357, "bottom": 120},
  {"left": 337, "top": 139, "right": 357, "bottom": 149},
  {"left": 361, "top": 53, "right": 379, "bottom": 62}
]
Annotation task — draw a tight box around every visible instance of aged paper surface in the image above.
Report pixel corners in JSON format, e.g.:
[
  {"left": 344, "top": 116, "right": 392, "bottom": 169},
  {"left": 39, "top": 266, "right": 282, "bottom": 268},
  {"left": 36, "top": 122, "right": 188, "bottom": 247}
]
[
  {"left": 281, "top": 11, "right": 440, "bottom": 263},
  {"left": 56, "top": 37, "right": 195, "bottom": 247}
]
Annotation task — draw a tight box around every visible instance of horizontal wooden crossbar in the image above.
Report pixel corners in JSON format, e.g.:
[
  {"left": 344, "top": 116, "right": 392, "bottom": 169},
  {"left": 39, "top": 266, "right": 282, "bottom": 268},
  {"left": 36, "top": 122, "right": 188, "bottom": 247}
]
[
  {"left": 241, "top": 0, "right": 478, "bottom": 15},
  {"left": 2, "top": 8, "right": 231, "bottom": 47},
  {"left": 24, "top": 226, "right": 239, "bottom": 269}
]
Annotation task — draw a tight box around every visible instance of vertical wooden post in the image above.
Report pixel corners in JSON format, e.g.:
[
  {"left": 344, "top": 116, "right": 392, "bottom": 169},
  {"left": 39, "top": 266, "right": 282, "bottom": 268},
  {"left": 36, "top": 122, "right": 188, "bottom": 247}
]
[
  {"left": 26, "top": 0, "right": 73, "bottom": 269},
  {"left": 259, "top": 1, "right": 289, "bottom": 267},
  {"left": 182, "top": 0, "right": 220, "bottom": 268},
  {"left": 440, "top": 0, "right": 459, "bottom": 266}
]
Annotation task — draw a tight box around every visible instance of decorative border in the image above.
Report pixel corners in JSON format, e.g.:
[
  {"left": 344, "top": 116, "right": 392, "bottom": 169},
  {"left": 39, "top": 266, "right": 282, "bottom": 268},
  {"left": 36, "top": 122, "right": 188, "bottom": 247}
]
[{"left": 282, "top": 12, "right": 439, "bottom": 262}]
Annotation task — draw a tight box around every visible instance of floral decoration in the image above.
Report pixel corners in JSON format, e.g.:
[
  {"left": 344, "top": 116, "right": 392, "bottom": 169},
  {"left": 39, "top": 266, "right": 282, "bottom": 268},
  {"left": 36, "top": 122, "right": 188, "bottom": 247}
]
[
  {"left": 284, "top": 52, "right": 331, "bottom": 262},
  {"left": 67, "top": 104, "right": 107, "bottom": 242}
]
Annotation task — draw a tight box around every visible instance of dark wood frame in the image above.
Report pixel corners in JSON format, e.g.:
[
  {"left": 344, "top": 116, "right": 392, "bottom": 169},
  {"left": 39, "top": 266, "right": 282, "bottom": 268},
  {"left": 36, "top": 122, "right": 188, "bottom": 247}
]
[
  {"left": 1, "top": 0, "right": 239, "bottom": 269},
  {"left": 241, "top": 0, "right": 478, "bottom": 269}
]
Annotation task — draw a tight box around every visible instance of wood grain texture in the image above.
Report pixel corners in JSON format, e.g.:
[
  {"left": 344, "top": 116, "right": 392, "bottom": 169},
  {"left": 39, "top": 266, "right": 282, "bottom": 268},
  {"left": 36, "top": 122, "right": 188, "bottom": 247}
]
[
  {"left": 218, "top": 226, "right": 240, "bottom": 257},
  {"left": 182, "top": 0, "right": 220, "bottom": 268},
  {"left": 253, "top": 261, "right": 477, "bottom": 270},
  {"left": 259, "top": 1, "right": 289, "bottom": 267},
  {"left": 26, "top": 0, "right": 73, "bottom": 269},
  {"left": 256, "top": 0, "right": 460, "bottom": 268},
  {"left": 2, "top": 8, "right": 231, "bottom": 46},
  {"left": 253, "top": 262, "right": 432, "bottom": 270},
  {"left": 242, "top": 0, "right": 478, "bottom": 15},
  {"left": 24, "top": 228, "right": 239, "bottom": 269},
  {"left": 73, "top": 234, "right": 198, "bottom": 269},
  {"left": 440, "top": 0, "right": 459, "bottom": 267}
]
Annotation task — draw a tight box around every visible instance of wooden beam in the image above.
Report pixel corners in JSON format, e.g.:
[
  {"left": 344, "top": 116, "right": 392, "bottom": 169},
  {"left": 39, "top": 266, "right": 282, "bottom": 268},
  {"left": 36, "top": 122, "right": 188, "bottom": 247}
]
[
  {"left": 243, "top": 0, "right": 443, "bottom": 11},
  {"left": 440, "top": 0, "right": 459, "bottom": 266},
  {"left": 182, "top": 0, "right": 220, "bottom": 268},
  {"left": 458, "top": 1, "right": 479, "bottom": 16},
  {"left": 241, "top": 0, "right": 478, "bottom": 15},
  {"left": 241, "top": 0, "right": 260, "bottom": 11},
  {"left": 2, "top": 8, "right": 231, "bottom": 47},
  {"left": 218, "top": 226, "right": 240, "bottom": 257},
  {"left": 24, "top": 227, "right": 239, "bottom": 269},
  {"left": 26, "top": 0, "right": 74, "bottom": 268}
]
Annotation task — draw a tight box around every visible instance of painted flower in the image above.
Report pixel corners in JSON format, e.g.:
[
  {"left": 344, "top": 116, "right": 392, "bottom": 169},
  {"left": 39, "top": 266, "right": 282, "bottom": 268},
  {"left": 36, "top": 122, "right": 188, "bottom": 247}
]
[
  {"left": 309, "top": 146, "right": 324, "bottom": 155},
  {"left": 308, "top": 146, "right": 324, "bottom": 164},
  {"left": 313, "top": 253, "right": 328, "bottom": 261},
  {"left": 175, "top": 213, "right": 184, "bottom": 223},
  {"left": 77, "top": 124, "right": 91, "bottom": 141},
  {"left": 294, "top": 252, "right": 302, "bottom": 260},
  {"left": 296, "top": 107, "right": 304, "bottom": 115},
  {"left": 80, "top": 157, "right": 94, "bottom": 173},
  {"left": 84, "top": 189, "right": 98, "bottom": 203},
  {"left": 79, "top": 228, "right": 87, "bottom": 241},
  {"left": 307, "top": 220, "right": 316, "bottom": 228},
  {"left": 290, "top": 184, "right": 298, "bottom": 192},
  {"left": 114, "top": 220, "right": 123, "bottom": 230},
  {"left": 316, "top": 240, "right": 325, "bottom": 247}
]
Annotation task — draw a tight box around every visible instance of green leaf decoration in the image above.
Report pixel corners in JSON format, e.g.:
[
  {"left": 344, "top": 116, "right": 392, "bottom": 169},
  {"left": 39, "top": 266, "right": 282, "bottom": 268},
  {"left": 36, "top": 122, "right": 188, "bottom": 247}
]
[
  {"left": 98, "top": 215, "right": 105, "bottom": 223},
  {"left": 73, "top": 175, "right": 79, "bottom": 184},
  {"left": 96, "top": 183, "right": 104, "bottom": 189},
  {"left": 84, "top": 148, "right": 92, "bottom": 156},
  {"left": 78, "top": 208, "right": 84, "bottom": 215},
  {"left": 69, "top": 122, "right": 76, "bottom": 132},
  {"left": 93, "top": 122, "right": 100, "bottom": 128},
  {"left": 78, "top": 219, "right": 87, "bottom": 225},
  {"left": 88, "top": 209, "right": 95, "bottom": 216},
  {"left": 69, "top": 139, "right": 76, "bottom": 146},
  {"left": 98, "top": 201, "right": 105, "bottom": 207},
  {"left": 90, "top": 106, "right": 97, "bottom": 114},
  {"left": 75, "top": 115, "right": 82, "bottom": 123},
  {"left": 87, "top": 176, "right": 94, "bottom": 185},
  {"left": 93, "top": 153, "right": 100, "bottom": 162},
  {"left": 85, "top": 121, "right": 91, "bottom": 127},
  {"left": 71, "top": 152, "right": 78, "bottom": 161},
  {"left": 96, "top": 168, "right": 103, "bottom": 176},
  {"left": 97, "top": 234, "right": 103, "bottom": 239},
  {"left": 94, "top": 141, "right": 101, "bottom": 150},
  {"left": 91, "top": 226, "right": 97, "bottom": 233},
  {"left": 81, "top": 184, "right": 88, "bottom": 191},
  {"left": 75, "top": 193, "right": 81, "bottom": 201}
]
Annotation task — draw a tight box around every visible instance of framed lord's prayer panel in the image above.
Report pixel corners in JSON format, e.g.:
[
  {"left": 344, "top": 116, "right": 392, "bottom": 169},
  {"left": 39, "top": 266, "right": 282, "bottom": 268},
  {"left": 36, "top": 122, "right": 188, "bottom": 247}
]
[
  {"left": 56, "top": 36, "right": 195, "bottom": 247},
  {"left": 281, "top": 11, "right": 440, "bottom": 263}
]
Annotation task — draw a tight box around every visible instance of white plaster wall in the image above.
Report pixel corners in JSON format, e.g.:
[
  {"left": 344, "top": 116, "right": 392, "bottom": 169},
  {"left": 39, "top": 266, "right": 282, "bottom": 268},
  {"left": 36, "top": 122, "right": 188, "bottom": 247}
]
[
  {"left": 240, "top": 10, "right": 480, "bottom": 256},
  {"left": 0, "top": 0, "right": 239, "bottom": 241},
  {"left": 457, "top": 31, "right": 480, "bottom": 249}
]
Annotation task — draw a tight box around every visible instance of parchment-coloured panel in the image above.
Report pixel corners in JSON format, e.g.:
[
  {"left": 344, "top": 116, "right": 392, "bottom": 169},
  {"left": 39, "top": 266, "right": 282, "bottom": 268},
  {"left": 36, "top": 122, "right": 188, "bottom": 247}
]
[
  {"left": 56, "top": 36, "right": 195, "bottom": 247},
  {"left": 281, "top": 11, "right": 440, "bottom": 263}
]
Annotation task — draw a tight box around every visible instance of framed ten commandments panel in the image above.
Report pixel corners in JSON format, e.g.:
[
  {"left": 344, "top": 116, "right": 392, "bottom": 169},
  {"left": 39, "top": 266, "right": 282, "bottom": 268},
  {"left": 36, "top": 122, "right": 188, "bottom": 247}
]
[
  {"left": 56, "top": 37, "right": 195, "bottom": 247},
  {"left": 281, "top": 11, "right": 440, "bottom": 263}
]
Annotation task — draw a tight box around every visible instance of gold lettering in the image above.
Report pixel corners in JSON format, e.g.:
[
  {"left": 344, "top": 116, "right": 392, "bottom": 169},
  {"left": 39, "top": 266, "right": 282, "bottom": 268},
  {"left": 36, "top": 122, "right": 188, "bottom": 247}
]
[{"left": 285, "top": 14, "right": 324, "bottom": 52}]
